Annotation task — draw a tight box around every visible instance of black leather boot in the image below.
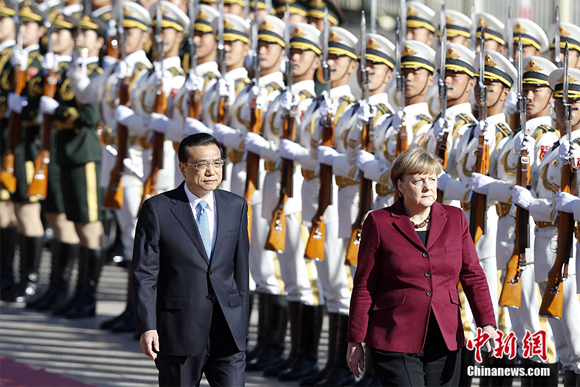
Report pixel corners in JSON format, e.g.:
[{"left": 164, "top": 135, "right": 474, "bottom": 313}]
[
  {"left": 53, "top": 246, "right": 86, "bottom": 316},
  {"left": 0, "top": 226, "right": 18, "bottom": 297},
  {"left": 529, "top": 361, "right": 559, "bottom": 387},
  {"left": 66, "top": 248, "right": 104, "bottom": 319},
  {"left": 564, "top": 370, "right": 578, "bottom": 387},
  {"left": 459, "top": 346, "right": 476, "bottom": 387},
  {"left": 3, "top": 236, "right": 43, "bottom": 303},
  {"left": 353, "top": 346, "right": 381, "bottom": 386},
  {"left": 247, "top": 292, "right": 268, "bottom": 362},
  {"left": 264, "top": 300, "right": 300, "bottom": 377},
  {"left": 520, "top": 358, "right": 533, "bottom": 387},
  {"left": 279, "top": 304, "right": 324, "bottom": 381},
  {"left": 479, "top": 352, "right": 493, "bottom": 387},
  {"left": 488, "top": 355, "right": 515, "bottom": 387},
  {"left": 315, "top": 313, "right": 355, "bottom": 386},
  {"left": 300, "top": 311, "right": 338, "bottom": 386},
  {"left": 246, "top": 294, "right": 288, "bottom": 371},
  {"left": 30, "top": 241, "right": 78, "bottom": 311}
]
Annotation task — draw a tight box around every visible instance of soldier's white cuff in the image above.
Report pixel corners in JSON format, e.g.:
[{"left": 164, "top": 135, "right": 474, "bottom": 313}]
[
  {"left": 529, "top": 198, "right": 554, "bottom": 223},
  {"left": 444, "top": 179, "right": 469, "bottom": 201},
  {"left": 362, "top": 159, "right": 384, "bottom": 183},
  {"left": 222, "top": 131, "right": 244, "bottom": 150},
  {"left": 66, "top": 69, "right": 92, "bottom": 103},
  {"left": 487, "top": 181, "right": 514, "bottom": 203},
  {"left": 259, "top": 142, "right": 279, "bottom": 162},
  {"left": 332, "top": 154, "right": 352, "bottom": 179},
  {"left": 165, "top": 118, "right": 185, "bottom": 142},
  {"left": 297, "top": 154, "right": 318, "bottom": 171},
  {"left": 573, "top": 200, "right": 580, "bottom": 222},
  {"left": 126, "top": 114, "right": 150, "bottom": 136}
]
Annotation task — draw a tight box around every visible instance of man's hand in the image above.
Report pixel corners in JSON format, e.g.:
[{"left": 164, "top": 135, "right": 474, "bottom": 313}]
[
  {"left": 346, "top": 342, "right": 365, "bottom": 378},
  {"left": 140, "top": 330, "right": 160, "bottom": 360}
]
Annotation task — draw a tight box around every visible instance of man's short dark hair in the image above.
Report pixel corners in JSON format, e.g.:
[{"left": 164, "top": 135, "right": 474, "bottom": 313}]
[{"left": 178, "top": 133, "right": 224, "bottom": 162}]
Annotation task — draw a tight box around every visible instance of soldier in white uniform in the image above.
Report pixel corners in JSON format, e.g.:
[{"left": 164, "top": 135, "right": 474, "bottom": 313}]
[
  {"left": 547, "top": 22, "right": 580, "bottom": 70},
  {"left": 214, "top": 14, "right": 288, "bottom": 372},
  {"left": 280, "top": 26, "right": 357, "bottom": 387},
  {"left": 513, "top": 68, "right": 580, "bottom": 385},
  {"left": 357, "top": 40, "right": 435, "bottom": 210},
  {"left": 66, "top": 1, "right": 153, "bottom": 329},
  {"left": 470, "top": 56, "right": 560, "bottom": 384},
  {"left": 246, "top": 23, "right": 325, "bottom": 381},
  {"left": 474, "top": 13, "right": 505, "bottom": 54}
]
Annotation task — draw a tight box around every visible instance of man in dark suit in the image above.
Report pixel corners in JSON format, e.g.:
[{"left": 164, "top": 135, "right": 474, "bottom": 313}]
[{"left": 132, "top": 133, "right": 250, "bottom": 386}]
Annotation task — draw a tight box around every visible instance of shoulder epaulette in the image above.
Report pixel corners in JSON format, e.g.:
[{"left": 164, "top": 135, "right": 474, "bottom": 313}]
[
  {"left": 375, "top": 103, "right": 393, "bottom": 117},
  {"left": 201, "top": 72, "right": 218, "bottom": 95},
  {"left": 412, "top": 114, "right": 433, "bottom": 136},
  {"left": 341, "top": 95, "right": 356, "bottom": 105},
  {"left": 452, "top": 113, "right": 476, "bottom": 140},
  {"left": 495, "top": 123, "right": 512, "bottom": 143},
  {"left": 166, "top": 67, "right": 185, "bottom": 77},
  {"left": 532, "top": 124, "right": 557, "bottom": 143},
  {"left": 298, "top": 89, "right": 314, "bottom": 104},
  {"left": 266, "top": 81, "right": 284, "bottom": 95}
]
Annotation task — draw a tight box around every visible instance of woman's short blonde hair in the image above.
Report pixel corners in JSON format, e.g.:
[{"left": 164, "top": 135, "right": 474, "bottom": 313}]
[{"left": 391, "top": 147, "right": 443, "bottom": 194}]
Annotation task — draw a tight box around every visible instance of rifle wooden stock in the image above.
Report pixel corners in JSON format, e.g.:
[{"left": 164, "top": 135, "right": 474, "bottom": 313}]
[
  {"left": 394, "top": 122, "right": 408, "bottom": 201},
  {"left": 499, "top": 149, "right": 531, "bottom": 308},
  {"left": 435, "top": 130, "right": 449, "bottom": 204},
  {"left": 103, "top": 76, "right": 131, "bottom": 209},
  {"left": 243, "top": 96, "right": 262, "bottom": 243},
  {"left": 469, "top": 133, "right": 489, "bottom": 245},
  {"left": 28, "top": 70, "right": 58, "bottom": 199},
  {"left": 140, "top": 84, "right": 167, "bottom": 210},
  {"left": 265, "top": 111, "right": 296, "bottom": 253},
  {"left": 218, "top": 95, "right": 229, "bottom": 180},
  {"left": 173, "top": 88, "right": 203, "bottom": 153},
  {"left": 107, "top": 36, "right": 120, "bottom": 59},
  {"left": 1, "top": 65, "right": 26, "bottom": 192},
  {"left": 305, "top": 112, "right": 334, "bottom": 260},
  {"left": 346, "top": 116, "right": 374, "bottom": 265},
  {"left": 539, "top": 161, "right": 575, "bottom": 319}
]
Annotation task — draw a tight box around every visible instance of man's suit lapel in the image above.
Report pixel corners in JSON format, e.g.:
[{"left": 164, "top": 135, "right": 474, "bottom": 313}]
[
  {"left": 170, "top": 183, "right": 210, "bottom": 265},
  {"left": 210, "top": 189, "right": 232, "bottom": 266}
]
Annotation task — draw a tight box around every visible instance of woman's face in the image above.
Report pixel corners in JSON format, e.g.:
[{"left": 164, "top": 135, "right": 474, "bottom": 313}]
[{"left": 398, "top": 173, "right": 438, "bottom": 209}]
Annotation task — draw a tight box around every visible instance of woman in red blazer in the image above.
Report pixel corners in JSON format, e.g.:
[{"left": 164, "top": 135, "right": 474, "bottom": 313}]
[{"left": 347, "top": 148, "right": 497, "bottom": 386}]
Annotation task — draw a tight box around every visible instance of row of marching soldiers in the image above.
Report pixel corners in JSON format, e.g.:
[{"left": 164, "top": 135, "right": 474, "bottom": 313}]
[{"left": 1, "top": 0, "right": 580, "bottom": 386}]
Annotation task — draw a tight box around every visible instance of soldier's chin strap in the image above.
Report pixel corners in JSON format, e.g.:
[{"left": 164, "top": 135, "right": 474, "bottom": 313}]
[
  {"left": 485, "top": 84, "right": 506, "bottom": 109},
  {"left": 298, "top": 55, "right": 319, "bottom": 79},
  {"left": 447, "top": 77, "right": 470, "bottom": 103},
  {"left": 368, "top": 67, "right": 388, "bottom": 94},
  {"left": 404, "top": 71, "right": 431, "bottom": 101}
]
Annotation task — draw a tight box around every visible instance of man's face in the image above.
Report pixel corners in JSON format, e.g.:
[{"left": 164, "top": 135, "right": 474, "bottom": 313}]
[
  {"left": 551, "top": 48, "right": 580, "bottom": 69},
  {"left": 443, "top": 70, "right": 474, "bottom": 100},
  {"left": 223, "top": 4, "right": 243, "bottom": 17},
  {"left": 402, "top": 68, "right": 434, "bottom": 98},
  {"left": 406, "top": 27, "right": 434, "bottom": 46},
  {"left": 224, "top": 40, "right": 248, "bottom": 68},
  {"left": 473, "top": 79, "right": 508, "bottom": 108},
  {"left": 554, "top": 98, "right": 580, "bottom": 130},
  {"left": 194, "top": 31, "right": 217, "bottom": 60},
  {"left": 282, "top": 13, "right": 306, "bottom": 25},
  {"left": 0, "top": 16, "right": 16, "bottom": 42},
  {"left": 290, "top": 48, "right": 320, "bottom": 78},
  {"left": 157, "top": 27, "right": 182, "bottom": 54},
  {"left": 475, "top": 38, "right": 505, "bottom": 54},
  {"left": 257, "top": 41, "right": 283, "bottom": 72},
  {"left": 358, "top": 62, "right": 392, "bottom": 92},
  {"left": 139, "top": 0, "right": 156, "bottom": 13},
  {"left": 307, "top": 17, "right": 324, "bottom": 32},
  {"left": 523, "top": 84, "right": 553, "bottom": 117},
  {"left": 20, "top": 22, "right": 44, "bottom": 48},
  {"left": 92, "top": 0, "right": 111, "bottom": 10},
  {"left": 327, "top": 54, "right": 356, "bottom": 82},
  {"left": 52, "top": 29, "right": 75, "bottom": 55},
  {"left": 448, "top": 35, "right": 469, "bottom": 47},
  {"left": 180, "top": 144, "right": 223, "bottom": 197},
  {"left": 125, "top": 27, "right": 148, "bottom": 55}
]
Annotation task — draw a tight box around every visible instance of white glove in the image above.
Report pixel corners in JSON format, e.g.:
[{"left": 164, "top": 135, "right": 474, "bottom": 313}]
[
  {"left": 107, "top": 19, "right": 117, "bottom": 38},
  {"left": 184, "top": 117, "right": 210, "bottom": 136},
  {"left": 391, "top": 109, "right": 407, "bottom": 131},
  {"left": 356, "top": 149, "right": 375, "bottom": 171},
  {"left": 244, "top": 132, "right": 268, "bottom": 154},
  {"left": 39, "top": 96, "right": 59, "bottom": 115},
  {"left": 317, "top": 145, "right": 339, "bottom": 166},
  {"left": 558, "top": 140, "right": 580, "bottom": 163},
  {"left": 249, "top": 86, "right": 269, "bottom": 110},
  {"left": 319, "top": 90, "right": 337, "bottom": 118},
  {"left": 153, "top": 64, "right": 172, "bottom": 95},
  {"left": 7, "top": 92, "right": 27, "bottom": 114},
  {"left": 512, "top": 185, "right": 535, "bottom": 210},
  {"left": 185, "top": 70, "right": 204, "bottom": 92},
  {"left": 218, "top": 78, "right": 233, "bottom": 98},
  {"left": 433, "top": 116, "right": 449, "bottom": 140},
  {"left": 279, "top": 139, "right": 306, "bottom": 161},
  {"left": 514, "top": 133, "right": 534, "bottom": 153},
  {"left": 357, "top": 101, "right": 372, "bottom": 124},
  {"left": 555, "top": 191, "right": 580, "bottom": 213},
  {"left": 149, "top": 112, "right": 169, "bottom": 134},
  {"left": 437, "top": 172, "right": 452, "bottom": 192},
  {"left": 10, "top": 49, "right": 28, "bottom": 69},
  {"left": 469, "top": 172, "right": 496, "bottom": 195},
  {"left": 473, "top": 120, "right": 495, "bottom": 145},
  {"left": 279, "top": 90, "right": 298, "bottom": 112},
  {"left": 115, "top": 60, "right": 134, "bottom": 80},
  {"left": 115, "top": 105, "right": 135, "bottom": 125},
  {"left": 102, "top": 55, "right": 118, "bottom": 70},
  {"left": 41, "top": 52, "right": 55, "bottom": 71},
  {"left": 213, "top": 123, "right": 236, "bottom": 143}
]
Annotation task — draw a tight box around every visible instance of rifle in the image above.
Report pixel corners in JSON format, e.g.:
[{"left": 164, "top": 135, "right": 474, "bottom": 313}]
[
  {"left": 500, "top": 38, "right": 529, "bottom": 308},
  {"left": 554, "top": 5, "right": 561, "bottom": 69},
  {"left": 28, "top": 10, "right": 57, "bottom": 199},
  {"left": 305, "top": 8, "right": 333, "bottom": 261},
  {"left": 107, "top": 0, "right": 120, "bottom": 59},
  {"left": 435, "top": 1, "right": 449, "bottom": 204},
  {"left": 540, "top": 43, "right": 577, "bottom": 319},
  {"left": 265, "top": 3, "right": 293, "bottom": 253},
  {"left": 395, "top": 16, "right": 407, "bottom": 158},
  {"left": 216, "top": 0, "right": 228, "bottom": 180},
  {"left": 0, "top": 0, "right": 24, "bottom": 193},
  {"left": 243, "top": 0, "right": 262, "bottom": 243},
  {"left": 103, "top": 0, "right": 128, "bottom": 209},
  {"left": 345, "top": 10, "right": 372, "bottom": 266},
  {"left": 470, "top": 0, "right": 476, "bottom": 53},
  {"left": 469, "top": 25, "right": 489, "bottom": 246},
  {"left": 140, "top": 0, "right": 166, "bottom": 208},
  {"left": 188, "top": 0, "right": 200, "bottom": 120},
  {"left": 506, "top": 5, "right": 514, "bottom": 65}
]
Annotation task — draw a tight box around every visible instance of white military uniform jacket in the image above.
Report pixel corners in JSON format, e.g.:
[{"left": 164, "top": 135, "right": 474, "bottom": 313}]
[{"left": 261, "top": 80, "right": 315, "bottom": 220}]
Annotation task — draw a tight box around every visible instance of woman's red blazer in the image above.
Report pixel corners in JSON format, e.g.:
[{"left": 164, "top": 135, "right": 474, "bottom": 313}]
[{"left": 347, "top": 199, "right": 496, "bottom": 353}]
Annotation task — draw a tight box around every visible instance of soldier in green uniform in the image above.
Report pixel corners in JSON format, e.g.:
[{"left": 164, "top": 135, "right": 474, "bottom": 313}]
[
  {"left": 2, "top": 1, "right": 47, "bottom": 303},
  {"left": 0, "top": 0, "right": 19, "bottom": 297}
]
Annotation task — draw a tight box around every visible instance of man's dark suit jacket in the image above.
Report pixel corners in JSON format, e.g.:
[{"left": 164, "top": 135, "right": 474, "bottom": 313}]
[{"left": 132, "top": 182, "right": 250, "bottom": 356}]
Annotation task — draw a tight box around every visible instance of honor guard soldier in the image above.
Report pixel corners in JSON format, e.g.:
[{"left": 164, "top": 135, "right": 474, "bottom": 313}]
[
  {"left": 224, "top": 0, "right": 245, "bottom": 18},
  {"left": 513, "top": 67, "right": 580, "bottom": 385},
  {"left": 470, "top": 56, "right": 560, "bottom": 385},
  {"left": 216, "top": 14, "right": 288, "bottom": 372},
  {"left": 250, "top": 22, "right": 323, "bottom": 381},
  {"left": 280, "top": 25, "right": 358, "bottom": 387},
  {"left": 306, "top": 0, "right": 344, "bottom": 31},
  {"left": 180, "top": 4, "right": 219, "bottom": 74},
  {"left": 61, "top": 0, "right": 82, "bottom": 18},
  {"left": 434, "top": 9, "right": 472, "bottom": 48},
  {"left": 0, "top": 0, "right": 19, "bottom": 297},
  {"left": 1, "top": 1, "right": 47, "bottom": 303},
  {"left": 67, "top": 0, "right": 153, "bottom": 328},
  {"left": 274, "top": 0, "right": 308, "bottom": 24},
  {"left": 548, "top": 22, "right": 580, "bottom": 69},
  {"left": 474, "top": 13, "right": 505, "bottom": 54},
  {"left": 421, "top": 43, "right": 476, "bottom": 208},
  {"left": 359, "top": 40, "right": 435, "bottom": 209}
]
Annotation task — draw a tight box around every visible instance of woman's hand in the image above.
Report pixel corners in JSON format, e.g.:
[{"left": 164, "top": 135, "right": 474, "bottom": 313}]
[
  {"left": 347, "top": 342, "right": 365, "bottom": 377},
  {"left": 483, "top": 325, "right": 499, "bottom": 356}
]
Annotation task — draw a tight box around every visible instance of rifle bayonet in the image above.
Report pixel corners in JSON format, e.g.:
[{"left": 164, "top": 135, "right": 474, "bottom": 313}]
[
  {"left": 555, "top": 5, "right": 561, "bottom": 68},
  {"left": 360, "top": 10, "right": 368, "bottom": 102},
  {"left": 507, "top": 5, "right": 514, "bottom": 65}
]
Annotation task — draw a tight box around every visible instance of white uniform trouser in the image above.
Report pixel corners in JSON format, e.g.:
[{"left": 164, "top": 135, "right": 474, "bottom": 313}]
[
  {"left": 249, "top": 201, "right": 280, "bottom": 295},
  {"left": 142, "top": 140, "right": 175, "bottom": 193},
  {"left": 373, "top": 193, "right": 395, "bottom": 210},
  {"left": 276, "top": 213, "right": 319, "bottom": 304}
]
